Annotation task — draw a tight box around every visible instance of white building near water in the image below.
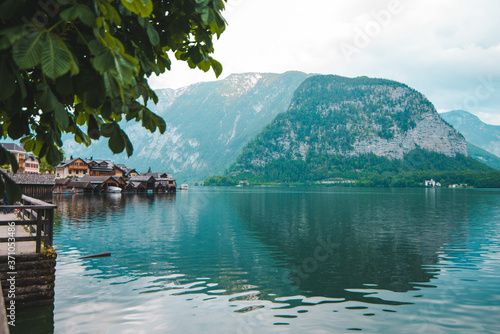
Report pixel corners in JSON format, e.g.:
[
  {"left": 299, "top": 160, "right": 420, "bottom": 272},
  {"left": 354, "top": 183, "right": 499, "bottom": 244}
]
[{"left": 425, "top": 179, "right": 441, "bottom": 187}]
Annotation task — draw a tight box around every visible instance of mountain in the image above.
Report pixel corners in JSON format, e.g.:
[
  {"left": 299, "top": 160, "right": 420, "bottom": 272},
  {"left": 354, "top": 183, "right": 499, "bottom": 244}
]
[
  {"left": 61, "top": 72, "right": 311, "bottom": 181},
  {"left": 440, "top": 110, "right": 500, "bottom": 157},
  {"left": 227, "top": 75, "right": 491, "bottom": 184},
  {"left": 466, "top": 142, "right": 500, "bottom": 170}
]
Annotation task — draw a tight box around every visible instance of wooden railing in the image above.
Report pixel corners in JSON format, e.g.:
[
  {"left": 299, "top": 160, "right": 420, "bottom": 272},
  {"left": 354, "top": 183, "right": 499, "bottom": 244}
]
[{"left": 0, "top": 195, "right": 56, "bottom": 253}]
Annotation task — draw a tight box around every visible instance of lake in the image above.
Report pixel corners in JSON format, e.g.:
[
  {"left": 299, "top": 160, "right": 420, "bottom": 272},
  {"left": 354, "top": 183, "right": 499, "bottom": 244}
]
[{"left": 14, "top": 187, "right": 500, "bottom": 333}]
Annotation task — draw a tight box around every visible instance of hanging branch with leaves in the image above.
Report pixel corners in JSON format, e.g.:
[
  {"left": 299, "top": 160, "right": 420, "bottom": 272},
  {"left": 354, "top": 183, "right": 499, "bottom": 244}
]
[{"left": 0, "top": 0, "right": 227, "bottom": 201}]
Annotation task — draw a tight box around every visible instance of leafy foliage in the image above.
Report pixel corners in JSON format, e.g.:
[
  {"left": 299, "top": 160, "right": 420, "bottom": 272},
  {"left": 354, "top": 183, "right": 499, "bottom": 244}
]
[
  {"left": 0, "top": 0, "right": 227, "bottom": 201},
  {"left": 0, "top": 145, "right": 20, "bottom": 202}
]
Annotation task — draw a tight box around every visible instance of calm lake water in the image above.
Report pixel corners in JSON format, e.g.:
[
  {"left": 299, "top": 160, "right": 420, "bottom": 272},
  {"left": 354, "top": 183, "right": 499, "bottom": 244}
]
[{"left": 15, "top": 187, "right": 500, "bottom": 333}]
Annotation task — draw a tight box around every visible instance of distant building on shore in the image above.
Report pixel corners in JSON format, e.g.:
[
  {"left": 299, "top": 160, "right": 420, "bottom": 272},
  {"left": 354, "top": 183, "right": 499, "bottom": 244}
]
[
  {"left": 425, "top": 179, "right": 441, "bottom": 187},
  {"left": 0, "top": 143, "right": 40, "bottom": 174}
]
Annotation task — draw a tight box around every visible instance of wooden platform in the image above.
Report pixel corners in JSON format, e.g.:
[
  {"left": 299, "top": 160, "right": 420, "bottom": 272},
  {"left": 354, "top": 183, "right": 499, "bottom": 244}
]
[
  {"left": 0, "top": 196, "right": 56, "bottom": 312},
  {"left": 0, "top": 213, "right": 36, "bottom": 255}
]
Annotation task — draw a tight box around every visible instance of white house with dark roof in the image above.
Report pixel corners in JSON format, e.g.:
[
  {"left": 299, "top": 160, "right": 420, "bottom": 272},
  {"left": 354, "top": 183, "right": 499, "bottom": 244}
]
[
  {"left": 55, "top": 157, "right": 89, "bottom": 178},
  {"left": 1, "top": 143, "right": 27, "bottom": 173}
]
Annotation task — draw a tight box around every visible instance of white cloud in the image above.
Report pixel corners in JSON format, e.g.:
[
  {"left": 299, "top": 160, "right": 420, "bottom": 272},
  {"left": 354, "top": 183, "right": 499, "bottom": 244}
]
[{"left": 149, "top": 0, "right": 500, "bottom": 124}]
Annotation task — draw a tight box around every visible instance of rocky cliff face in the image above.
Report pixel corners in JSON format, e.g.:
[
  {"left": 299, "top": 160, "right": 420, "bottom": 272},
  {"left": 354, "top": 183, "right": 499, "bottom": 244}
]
[
  {"left": 61, "top": 72, "right": 311, "bottom": 180},
  {"left": 236, "top": 75, "right": 467, "bottom": 168},
  {"left": 352, "top": 112, "right": 467, "bottom": 159}
]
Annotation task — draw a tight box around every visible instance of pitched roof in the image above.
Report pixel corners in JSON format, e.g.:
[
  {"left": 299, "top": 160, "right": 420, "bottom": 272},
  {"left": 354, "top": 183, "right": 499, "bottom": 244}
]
[
  {"left": 67, "top": 180, "right": 93, "bottom": 188},
  {"left": 141, "top": 172, "right": 174, "bottom": 180},
  {"left": 0, "top": 143, "right": 26, "bottom": 154},
  {"left": 8, "top": 173, "right": 55, "bottom": 185},
  {"left": 55, "top": 178, "right": 71, "bottom": 185},
  {"left": 79, "top": 175, "right": 114, "bottom": 183},
  {"left": 79, "top": 175, "right": 125, "bottom": 184},
  {"left": 127, "top": 182, "right": 146, "bottom": 189},
  {"left": 129, "top": 175, "right": 155, "bottom": 182},
  {"left": 115, "top": 165, "right": 136, "bottom": 174},
  {"left": 55, "top": 157, "right": 87, "bottom": 168},
  {"left": 25, "top": 154, "right": 39, "bottom": 161}
]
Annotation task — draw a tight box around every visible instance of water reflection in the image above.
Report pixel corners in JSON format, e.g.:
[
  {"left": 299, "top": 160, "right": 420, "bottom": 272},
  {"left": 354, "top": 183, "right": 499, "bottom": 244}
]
[
  {"left": 231, "top": 188, "right": 471, "bottom": 300},
  {"left": 54, "top": 189, "right": 482, "bottom": 305},
  {"left": 22, "top": 188, "right": 500, "bottom": 333}
]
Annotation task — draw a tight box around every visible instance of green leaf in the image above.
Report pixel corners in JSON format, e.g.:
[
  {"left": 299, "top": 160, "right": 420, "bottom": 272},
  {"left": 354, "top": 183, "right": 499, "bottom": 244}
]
[
  {"left": 46, "top": 144, "right": 63, "bottom": 167},
  {"left": 6, "top": 150, "right": 19, "bottom": 173},
  {"left": 0, "top": 26, "right": 29, "bottom": 50},
  {"left": 7, "top": 116, "right": 27, "bottom": 139},
  {"left": 100, "top": 123, "right": 117, "bottom": 137},
  {"left": 113, "top": 54, "right": 136, "bottom": 85},
  {"left": 146, "top": 24, "right": 159, "bottom": 46},
  {"left": 153, "top": 113, "right": 166, "bottom": 133},
  {"left": 55, "top": 74, "right": 74, "bottom": 96},
  {"left": 109, "top": 129, "right": 125, "bottom": 153},
  {"left": 54, "top": 104, "right": 70, "bottom": 130},
  {"left": 93, "top": 49, "right": 115, "bottom": 73},
  {"left": 124, "top": 132, "right": 133, "bottom": 156},
  {"left": 0, "top": 0, "right": 23, "bottom": 21},
  {"left": 36, "top": 83, "right": 57, "bottom": 111},
  {"left": 102, "top": 72, "right": 121, "bottom": 98},
  {"left": 0, "top": 146, "right": 18, "bottom": 173},
  {"left": 88, "top": 115, "right": 101, "bottom": 139},
  {"left": 85, "top": 79, "right": 106, "bottom": 108},
  {"left": 12, "top": 31, "right": 45, "bottom": 69},
  {"left": 0, "top": 57, "right": 16, "bottom": 101},
  {"left": 200, "top": 7, "right": 215, "bottom": 26},
  {"left": 60, "top": 4, "right": 96, "bottom": 26},
  {"left": 41, "top": 33, "right": 73, "bottom": 79},
  {"left": 120, "top": 0, "right": 153, "bottom": 18},
  {"left": 20, "top": 137, "right": 35, "bottom": 153},
  {"left": 187, "top": 47, "right": 203, "bottom": 65},
  {"left": 100, "top": 100, "right": 113, "bottom": 120},
  {"left": 73, "top": 127, "right": 91, "bottom": 146},
  {"left": 35, "top": 82, "right": 62, "bottom": 111},
  {"left": 36, "top": 83, "right": 69, "bottom": 129},
  {"left": 211, "top": 59, "right": 223, "bottom": 77},
  {"left": 3, "top": 173, "right": 22, "bottom": 203}
]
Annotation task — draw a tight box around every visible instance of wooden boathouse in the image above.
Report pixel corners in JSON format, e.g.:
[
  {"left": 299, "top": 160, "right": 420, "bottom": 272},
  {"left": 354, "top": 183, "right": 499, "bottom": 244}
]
[{"left": 8, "top": 173, "right": 55, "bottom": 201}]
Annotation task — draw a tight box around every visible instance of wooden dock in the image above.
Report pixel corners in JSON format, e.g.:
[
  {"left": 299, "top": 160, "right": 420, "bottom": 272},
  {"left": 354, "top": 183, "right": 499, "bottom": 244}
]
[{"left": 0, "top": 196, "right": 57, "bottom": 314}]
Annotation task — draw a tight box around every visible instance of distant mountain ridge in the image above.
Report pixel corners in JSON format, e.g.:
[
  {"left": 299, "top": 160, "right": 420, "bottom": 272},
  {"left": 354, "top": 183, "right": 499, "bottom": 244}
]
[
  {"left": 440, "top": 110, "right": 500, "bottom": 157},
  {"left": 61, "top": 72, "right": 312, "bottom": 181},
  {"left": 466, "top": 142, "right": 500, "bottom": 170}
]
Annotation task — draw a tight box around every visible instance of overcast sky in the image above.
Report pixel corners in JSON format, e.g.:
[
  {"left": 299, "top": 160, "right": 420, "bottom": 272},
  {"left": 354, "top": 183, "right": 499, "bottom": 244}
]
[{"left": 148, "top": 0, "right": 500, "bottom": 125}]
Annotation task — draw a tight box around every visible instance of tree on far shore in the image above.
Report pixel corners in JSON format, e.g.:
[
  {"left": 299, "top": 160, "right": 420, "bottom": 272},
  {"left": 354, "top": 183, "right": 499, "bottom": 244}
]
[{"left": 0, "top": 0, "right": 227, "bottom": 201}]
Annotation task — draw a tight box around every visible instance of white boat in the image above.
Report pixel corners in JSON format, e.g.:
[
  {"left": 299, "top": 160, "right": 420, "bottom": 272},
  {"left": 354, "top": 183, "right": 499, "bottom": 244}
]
[
  {"left": 179, "top": 184, "right": 188, "bottom": 190},
  {"left": 108, "top": 186, "right": 122, "bottom": 193}
]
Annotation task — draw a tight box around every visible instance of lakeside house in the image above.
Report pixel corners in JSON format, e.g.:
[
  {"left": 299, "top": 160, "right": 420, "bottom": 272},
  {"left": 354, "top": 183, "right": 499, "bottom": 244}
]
[
  {"left": 54, "top": 157, "right": 176, "bottom": 194},
  {"left": 115, "top": 164, "right": 139, "bottom": 177},
  {"left": 0, "top": 143, "right": 40, "bottom": 173},
  {"left": 425, "top": 179, "right": 441, "bottom": 187},
  {"left": 55, "top": 157, "right": 129, "bottom": 178}
]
